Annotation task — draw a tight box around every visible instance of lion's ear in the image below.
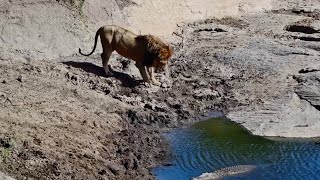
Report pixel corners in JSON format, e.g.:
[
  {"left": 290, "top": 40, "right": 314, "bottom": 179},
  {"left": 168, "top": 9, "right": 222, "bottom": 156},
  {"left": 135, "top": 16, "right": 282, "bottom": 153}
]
[
  {"left": 167, "top": 45, "right": 173, "bottom": 58},
  {"left": 135, "top": 35, "right": 147, "bottom": 41}
]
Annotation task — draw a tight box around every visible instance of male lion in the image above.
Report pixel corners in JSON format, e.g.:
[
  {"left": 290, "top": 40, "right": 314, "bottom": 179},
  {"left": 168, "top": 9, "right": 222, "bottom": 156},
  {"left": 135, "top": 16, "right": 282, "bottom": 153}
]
[{"left": 79, "top": 25, "right": 173, "bottom": 86}]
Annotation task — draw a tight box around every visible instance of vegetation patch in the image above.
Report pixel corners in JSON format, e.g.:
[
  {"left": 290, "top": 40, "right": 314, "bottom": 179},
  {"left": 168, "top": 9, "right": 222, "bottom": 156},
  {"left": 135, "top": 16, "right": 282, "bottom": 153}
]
[
  {"left": 0, "top": 137, "right": 15, "bottom": 163},
  {"left": 58, "top": 0, "right": 86, "bottom": 14}
]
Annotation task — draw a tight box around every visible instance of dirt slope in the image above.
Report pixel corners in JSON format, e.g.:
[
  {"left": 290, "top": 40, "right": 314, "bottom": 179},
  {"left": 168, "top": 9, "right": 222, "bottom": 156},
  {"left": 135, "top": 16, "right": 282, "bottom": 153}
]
[{"left": 0, "top": 0, "right": 274, "bottom": 61}]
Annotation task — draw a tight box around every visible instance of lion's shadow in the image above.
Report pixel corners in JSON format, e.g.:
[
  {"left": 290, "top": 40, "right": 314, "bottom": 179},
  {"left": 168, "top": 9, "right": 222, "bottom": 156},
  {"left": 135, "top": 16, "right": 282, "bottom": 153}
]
[{"left": 62, "top": 61, "right": 141, "bottom": 88}]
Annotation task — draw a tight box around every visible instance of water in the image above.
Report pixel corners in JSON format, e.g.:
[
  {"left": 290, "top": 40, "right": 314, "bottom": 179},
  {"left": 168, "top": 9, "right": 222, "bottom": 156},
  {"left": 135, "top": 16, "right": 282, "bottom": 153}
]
[{"left": 152, "top": 117, "right": 320, "bottom": 180}]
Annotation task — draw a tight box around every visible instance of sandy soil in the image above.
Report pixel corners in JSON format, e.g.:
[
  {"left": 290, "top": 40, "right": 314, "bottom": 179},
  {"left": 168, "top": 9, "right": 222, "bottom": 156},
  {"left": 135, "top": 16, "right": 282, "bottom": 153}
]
[
  {"left": 122, "top": 0, "right": 274, "bottom": 38},
  {"left": 1, "top": 0, "right": 320, "bottom": 179}
]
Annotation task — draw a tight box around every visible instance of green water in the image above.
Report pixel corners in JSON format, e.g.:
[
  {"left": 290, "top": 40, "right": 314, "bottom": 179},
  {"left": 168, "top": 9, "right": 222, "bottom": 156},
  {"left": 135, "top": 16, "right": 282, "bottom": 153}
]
[{"left": 153, "top": 117, "right": 320, "bottom": 179}]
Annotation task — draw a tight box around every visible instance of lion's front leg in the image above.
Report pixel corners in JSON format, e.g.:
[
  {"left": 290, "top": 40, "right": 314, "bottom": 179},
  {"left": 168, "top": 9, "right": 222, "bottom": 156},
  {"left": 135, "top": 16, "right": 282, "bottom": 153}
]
[
  {"left": 136, "top": 64, "right": 152, "bottom": 86},
  {"left": 147, "top": 67, "right": 161, "bottom": 86}
]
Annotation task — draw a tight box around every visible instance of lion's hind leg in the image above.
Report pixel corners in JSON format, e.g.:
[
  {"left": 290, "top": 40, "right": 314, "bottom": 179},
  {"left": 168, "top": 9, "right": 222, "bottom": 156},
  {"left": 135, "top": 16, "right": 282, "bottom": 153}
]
[{"left": 101, "top": 50, "right": 113, "bottom": 77}]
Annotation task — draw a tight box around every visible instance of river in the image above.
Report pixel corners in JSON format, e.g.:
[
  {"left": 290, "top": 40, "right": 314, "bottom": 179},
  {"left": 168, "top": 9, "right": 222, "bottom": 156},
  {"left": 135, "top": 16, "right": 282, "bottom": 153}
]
[{"left": 153, "top": 117, "right": 320, "bottom": 180}]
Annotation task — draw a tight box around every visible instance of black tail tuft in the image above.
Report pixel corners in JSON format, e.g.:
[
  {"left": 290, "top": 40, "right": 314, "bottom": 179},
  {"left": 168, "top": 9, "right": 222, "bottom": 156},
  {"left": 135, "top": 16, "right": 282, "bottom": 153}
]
[{"left": 78, "top": 48, "right": 88, "bottom": 56}]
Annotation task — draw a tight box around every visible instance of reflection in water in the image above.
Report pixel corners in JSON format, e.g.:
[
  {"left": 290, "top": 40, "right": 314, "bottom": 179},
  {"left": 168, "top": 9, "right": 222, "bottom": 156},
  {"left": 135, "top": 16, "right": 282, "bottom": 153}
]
[{"left": 153, "top": 117, "right": 320, "bottom": 180}]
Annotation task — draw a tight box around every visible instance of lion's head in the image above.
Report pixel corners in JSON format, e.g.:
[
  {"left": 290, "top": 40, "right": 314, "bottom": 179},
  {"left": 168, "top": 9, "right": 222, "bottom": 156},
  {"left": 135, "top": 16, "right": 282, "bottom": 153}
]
[{"left": 136, "top": 35, "right": 173, "bottom": 71}]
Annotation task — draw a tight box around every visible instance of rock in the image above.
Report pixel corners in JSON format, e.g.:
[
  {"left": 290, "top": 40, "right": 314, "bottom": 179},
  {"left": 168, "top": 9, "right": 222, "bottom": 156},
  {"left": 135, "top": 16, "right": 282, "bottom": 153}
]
[
  {"left": 299, "top": 68, "right": 320, "bottom": 74},
  {"left": 70, "top": 74, "right": 78, "bottom": 81},
  {"left": 0, "top": 171, "right": 16, "bottom": 180},
  {"left": 299, "top": 64, "right": 320, "bottom": 73},
  {"left": 160, "top": 82, "right": 170, "bottom": 88},
  {"left": 199, "top": 80, "right": 208, "bottom": 86},
  {"left": 172, "top": 104, "right": 182, "bottom": 109},
  {"left": 145, "top": 85, "right": 160, "bottom": 93},
  {"left": 127, "top": 110, "right": 139, "bottom": 124},
  {"left": 159, "top": 74, "right": 172, "bottom": 88},
  {"left": 193, "top": 88, "right": 219, "bottom": 100},
  {"left": 295, "top": 72, "right": 320, "bottom": 109},
  {"left": 114, "top": 95, "right": 143, "bottom": 106},
  {"left": 17, "top": 75, "right": 23, "bottom": 82},
  {"left": 154, "top": 105, "right": 167, "bottom": 112},
  {"left": 144, "top": 103, "right": 154, "bottom": 110},
  {"left": 105, "top": 162, "right": 125, "bottom": 176},
  {"left": 121, "top": 155, "right": 139, "bottom": 170}
]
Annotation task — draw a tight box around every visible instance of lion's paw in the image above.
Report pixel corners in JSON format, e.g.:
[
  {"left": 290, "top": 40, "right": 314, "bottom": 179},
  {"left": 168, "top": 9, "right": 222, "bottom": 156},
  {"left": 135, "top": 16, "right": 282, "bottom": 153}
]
[
  {"left": 142, "top": 82, "right": 152, "bottom": 88},
  {"left": 104, "top": 71, "right": 114, "bottom": 77},
  {"left": 152, "top": 80, "right": 161, "bottom": 86}
]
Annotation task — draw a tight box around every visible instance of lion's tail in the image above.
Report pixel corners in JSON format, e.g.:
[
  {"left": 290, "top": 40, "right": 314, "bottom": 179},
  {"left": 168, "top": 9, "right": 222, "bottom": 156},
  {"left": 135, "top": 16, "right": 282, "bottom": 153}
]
[{"left": 79, "top": 27, "right": 101, "bottom": 56}]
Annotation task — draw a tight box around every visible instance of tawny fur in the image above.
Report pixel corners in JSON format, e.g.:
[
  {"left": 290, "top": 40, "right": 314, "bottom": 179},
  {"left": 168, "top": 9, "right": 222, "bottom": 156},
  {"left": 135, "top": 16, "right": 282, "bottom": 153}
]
[{"left": 79, "top": 25, "right": 173, "bottom": 86}]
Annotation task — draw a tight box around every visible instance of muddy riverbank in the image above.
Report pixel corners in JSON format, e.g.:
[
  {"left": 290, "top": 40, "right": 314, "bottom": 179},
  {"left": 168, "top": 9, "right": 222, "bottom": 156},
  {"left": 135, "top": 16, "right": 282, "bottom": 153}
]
[{"left": 1, "top": 0, "right": 320, "bottom": 179}]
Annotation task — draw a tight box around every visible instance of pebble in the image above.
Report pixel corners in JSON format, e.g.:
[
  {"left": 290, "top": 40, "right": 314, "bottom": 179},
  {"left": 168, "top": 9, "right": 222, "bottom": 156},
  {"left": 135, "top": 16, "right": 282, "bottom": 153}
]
[{"left": 17, "top": 75, "right": 23, "bottom": 82}]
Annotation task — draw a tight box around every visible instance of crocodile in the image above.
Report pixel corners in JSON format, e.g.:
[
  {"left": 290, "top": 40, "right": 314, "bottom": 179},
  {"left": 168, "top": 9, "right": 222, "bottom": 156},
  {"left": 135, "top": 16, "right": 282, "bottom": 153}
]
[{"left": 191, "top": 165, "right": 256, "bottom": 180}]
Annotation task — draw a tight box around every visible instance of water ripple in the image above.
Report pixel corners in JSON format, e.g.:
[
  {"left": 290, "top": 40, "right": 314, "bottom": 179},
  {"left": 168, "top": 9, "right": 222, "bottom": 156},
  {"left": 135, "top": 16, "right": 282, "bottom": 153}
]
[{"left": 153, "top": 117, "right": 320, "bottom": 180}]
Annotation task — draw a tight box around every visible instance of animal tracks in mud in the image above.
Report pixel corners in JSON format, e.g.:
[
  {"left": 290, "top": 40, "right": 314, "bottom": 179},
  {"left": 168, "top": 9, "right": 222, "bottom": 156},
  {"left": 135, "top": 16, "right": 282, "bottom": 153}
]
[
  {"left": 285, "top": 24, "right": 319, "bottom": 34},
  {"left": 271, "top": 8, "right": 320, "bottom": 19}
]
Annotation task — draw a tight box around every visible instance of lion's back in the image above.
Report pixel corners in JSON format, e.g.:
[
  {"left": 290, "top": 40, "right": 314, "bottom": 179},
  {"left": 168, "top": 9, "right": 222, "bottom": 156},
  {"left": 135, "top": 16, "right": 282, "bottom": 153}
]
[{"left": 101, "top": 25, "right": 145, "bottom": 61}]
